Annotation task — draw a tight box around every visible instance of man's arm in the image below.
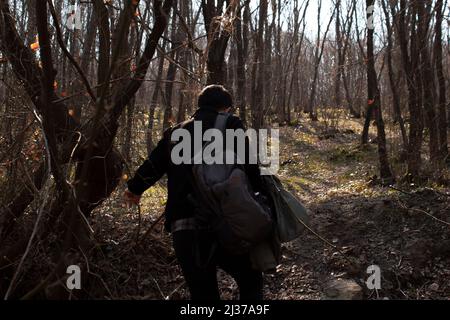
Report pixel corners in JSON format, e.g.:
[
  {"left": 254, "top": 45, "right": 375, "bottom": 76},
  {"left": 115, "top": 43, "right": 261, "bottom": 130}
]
[{"left": 127, "top": 130, "right": 171, "bottom": 196}]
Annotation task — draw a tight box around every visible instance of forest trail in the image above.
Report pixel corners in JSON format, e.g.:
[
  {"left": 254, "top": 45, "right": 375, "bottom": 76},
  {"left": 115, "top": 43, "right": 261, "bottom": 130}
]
[
  {"left": 1, "top": 0, "right": 448, "bottom": 302},
  {"left": 94, "top": 117, "right": 450, "bottom": 300}
]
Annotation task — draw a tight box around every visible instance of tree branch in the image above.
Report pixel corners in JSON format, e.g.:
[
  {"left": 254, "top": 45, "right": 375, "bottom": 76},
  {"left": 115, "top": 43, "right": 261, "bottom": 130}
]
[
  {"left": 47, "top": 0, "right": 96, "bottom": 104},
  {"left": 111, "top": 0, "right": 173, "bottom": 121}
]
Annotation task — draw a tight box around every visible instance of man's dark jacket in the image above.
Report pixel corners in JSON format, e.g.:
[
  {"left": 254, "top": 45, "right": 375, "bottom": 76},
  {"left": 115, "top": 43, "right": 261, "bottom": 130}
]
[{"left": 127, "top": 107, "right": 262, "bottom": 231}]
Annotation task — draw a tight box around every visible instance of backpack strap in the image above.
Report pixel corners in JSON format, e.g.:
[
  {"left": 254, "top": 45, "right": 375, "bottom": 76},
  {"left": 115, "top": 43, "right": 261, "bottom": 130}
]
[{"left": 214, "top": 113, "right": 230, "bottom": 133}]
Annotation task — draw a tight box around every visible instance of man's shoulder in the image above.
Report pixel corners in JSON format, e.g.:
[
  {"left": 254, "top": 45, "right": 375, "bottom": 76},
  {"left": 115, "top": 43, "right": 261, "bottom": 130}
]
[
  {"left": 226, "top": 114, "right": 245, "bottom": 130},
  {"left": 165, "top": 119, "right": 194, "bottom": 135},
  {"left": 174, "top": 118, "right": 194, "bottom": 129}
]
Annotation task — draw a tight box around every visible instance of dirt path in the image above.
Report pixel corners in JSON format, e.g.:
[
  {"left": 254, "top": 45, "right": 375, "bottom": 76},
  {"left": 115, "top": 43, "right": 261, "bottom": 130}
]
[
  {"left": 95, "top": 118, "right": 450, "bottom": 300},
  {"left": 262, "top": 120, "right": 450, "bottom": 300}
]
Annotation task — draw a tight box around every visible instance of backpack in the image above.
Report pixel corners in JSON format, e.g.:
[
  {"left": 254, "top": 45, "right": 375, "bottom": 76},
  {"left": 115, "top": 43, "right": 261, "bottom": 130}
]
[
  {"left": 261, "top": 175, "right": 310, "bottom": 242},
  {"left": 249, "top": 175, "right": 310, "bottom": 272},
  {"left": 190, "top": 113, "right": 273, "bottom": 255}
]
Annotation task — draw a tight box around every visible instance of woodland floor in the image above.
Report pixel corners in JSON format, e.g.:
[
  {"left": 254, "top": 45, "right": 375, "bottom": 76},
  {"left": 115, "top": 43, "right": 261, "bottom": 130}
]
[{"left": 91, "top": 117, "right": 450, "bottom": 300}]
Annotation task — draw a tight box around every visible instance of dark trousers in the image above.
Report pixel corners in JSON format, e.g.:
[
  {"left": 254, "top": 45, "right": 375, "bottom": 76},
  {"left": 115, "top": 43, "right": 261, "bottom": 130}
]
[{"left": 172, "top": 230, "right": 263, "bottom": 301}]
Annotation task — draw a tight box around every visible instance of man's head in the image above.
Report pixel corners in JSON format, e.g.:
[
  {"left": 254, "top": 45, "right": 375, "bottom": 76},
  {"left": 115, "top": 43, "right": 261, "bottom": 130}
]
[{"left": 198, "top": 85, "right": 233, "bottom": 112}]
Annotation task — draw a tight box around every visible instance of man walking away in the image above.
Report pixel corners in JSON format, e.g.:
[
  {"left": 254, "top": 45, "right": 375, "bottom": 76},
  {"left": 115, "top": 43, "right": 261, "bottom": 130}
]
[{"left": 124, "top": 85, "right": 264, "bottom": 300}]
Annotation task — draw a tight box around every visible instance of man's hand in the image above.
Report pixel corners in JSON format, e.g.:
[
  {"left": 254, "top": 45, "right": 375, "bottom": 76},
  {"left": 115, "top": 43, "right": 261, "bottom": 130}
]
[{"left": 123, "top": 189, "right": 141, "bottom": 208}]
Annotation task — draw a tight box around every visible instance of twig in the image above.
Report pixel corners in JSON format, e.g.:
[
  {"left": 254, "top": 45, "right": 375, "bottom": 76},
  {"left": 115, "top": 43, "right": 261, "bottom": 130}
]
[
  {"left": 175, "top": 8, "right": 203, "bottom": 55},
  {"left": 20, "top": 272, "right": 54, "bottom": 300},
  {"left": 46, "top": 0, "right": 96, "bottom": 104},
  {"left": 389, "top": 185, "right": 449, "bottom": 200},
  {"left": 80, "top": 249, "right": 114, "bottom": 299},
  {"left": 0, "top": 121, "right": 34, "bottom": 163},
  {"left": 407, "top": 206, "right": 450, "bottom": 227},
  {"left": 135, "top": 212, "right": 165, "bottom": 248},
  {"left": 4, "top": 110, "right": 52, "bottom": 300},
  {"left": 134, "top": 204, "right": 142, "bottom": 245},
  {"left": 395, "top": 197, "right": 450, "bottom": 227},
  {"left": 151, "top": 276, "right": 166, "bottom": 300},
  {"left": 165, "top": 281, "right": 185, "bottom": 300}
]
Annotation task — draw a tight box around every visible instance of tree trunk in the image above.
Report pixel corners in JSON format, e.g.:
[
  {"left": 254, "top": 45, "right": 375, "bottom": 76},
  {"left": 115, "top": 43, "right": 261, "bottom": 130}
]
[
  {"left": 0, "top": 0, "right": 173, "bottom": 298},
  {"left": 366, "top": 0, "right": 394, "bottom": 184},
  {"left": 416, "top": 0, "right": 439, "bottom": 168},
  {"left": 334, "top": 0, "right": 342, "bottom": 110},
  {"left": 93, "top": 0, "right": 110, "bottom": 98},
  {"left": 380, "top": 0, "right": 408, "bottom": 151},
  {"left": 235, "top": 1, "right": 249, "bottom": 125},
  {"left": 306, "top": 0, "right": 335, "bottom": 121},
  {"left": 392, "top": 0, "right": 424, "bottom": 179},
  {"left": 201, "top": 0, "right": 237, "bottom": 85},
  {"left": 252, "top": 0, "right": 267, "bottom": 129},
  {"left": 434, "top": 0, "right": 448, "bottom": 164},
  {"left": 163, "top": 1, "right": 179, "bottom": 131}
]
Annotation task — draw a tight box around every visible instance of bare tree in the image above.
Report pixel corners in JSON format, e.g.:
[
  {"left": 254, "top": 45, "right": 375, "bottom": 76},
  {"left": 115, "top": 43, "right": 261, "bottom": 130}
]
[
  {"left": 0, "top": 0, "right": 173, "bottom": 298},
  {"left": 391, "top": 0, "right": 424, "bottom": 179},
  {"left": 434, "top": 0, "right": 448, "bottom": 164},
  {"left": 201, "top": 0, "right": 237, "bottom": 85},
  {"left": 416, "top": 0, "right": 439, "bottom": 169},
  {"left": 251, "top": 0, "right": 268, "bottom": 128},
  {"left": 365, "top": 0, "right": 394, "bottom": 184},
  {"left": 235, "top": 0, "right": 250, "bottom": 124},
  {"left": 305, "top": 0, "right": 335, "bottom": 121},
  {"left": 381, "top": 0, "right": 408, "bottom": 151}
]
